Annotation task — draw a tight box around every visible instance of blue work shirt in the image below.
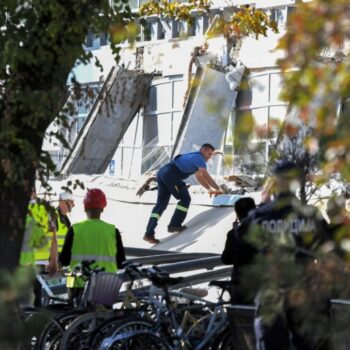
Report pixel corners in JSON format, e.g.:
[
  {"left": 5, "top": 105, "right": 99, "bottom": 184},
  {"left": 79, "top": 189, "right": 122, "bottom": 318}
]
[{"left": 174, "top": 151, "right": 207, "bottom": 175}]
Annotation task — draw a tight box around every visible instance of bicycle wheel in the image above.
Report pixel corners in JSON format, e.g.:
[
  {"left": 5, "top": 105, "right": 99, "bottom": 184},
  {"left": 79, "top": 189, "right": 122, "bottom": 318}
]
[
  {"left": 101, "top": 331, "right": 170, "bottom": 350},
  {"left": 59, "top": 310, "right": 114, "bottom": 350},
  {"left": 90, "top": 316, "right": 156, "bottom": 349},
  {"left": 37, "top": 310, "right": 84, "bottom": 350}
]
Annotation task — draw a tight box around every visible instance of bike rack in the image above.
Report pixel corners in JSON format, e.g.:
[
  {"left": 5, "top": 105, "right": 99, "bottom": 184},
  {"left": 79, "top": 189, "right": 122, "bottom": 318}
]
[
  {"left": 128, "top": 252, "right": 220, "bottom": 265},
  {"left": 36, "top": 248, "right": 229, "bottom": 301}
]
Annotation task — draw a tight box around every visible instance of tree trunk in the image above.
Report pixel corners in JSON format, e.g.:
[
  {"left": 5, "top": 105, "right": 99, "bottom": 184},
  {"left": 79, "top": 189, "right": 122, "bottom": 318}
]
[
  {"left": 0, "top": 167, "right": 36, "bottom": 271},
  {"left": 300, "top": 174, "right": 307, "bottom": 205}
]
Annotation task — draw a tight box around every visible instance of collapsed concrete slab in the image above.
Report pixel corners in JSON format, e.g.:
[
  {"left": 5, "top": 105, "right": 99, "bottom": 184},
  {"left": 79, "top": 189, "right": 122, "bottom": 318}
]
[
  {"left": 172, "top": 65, "right": 245, "bottom": 159},
  {"left": 61, "top": 67, "right": 153, "bottom": 174}
]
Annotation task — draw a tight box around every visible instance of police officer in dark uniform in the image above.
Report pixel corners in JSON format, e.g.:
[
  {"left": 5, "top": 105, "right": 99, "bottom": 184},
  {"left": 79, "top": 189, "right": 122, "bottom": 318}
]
[
  {"left": 247, "top": 160, "right": 330, "bottom": 350},
  {"left": 144, "top": 143, "right": 222, "bottom": 244}
]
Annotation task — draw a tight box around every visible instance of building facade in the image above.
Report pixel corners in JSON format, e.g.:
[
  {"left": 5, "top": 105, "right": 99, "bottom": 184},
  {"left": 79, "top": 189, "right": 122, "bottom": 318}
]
[{"left": 44, "top": 0, "right": 301, "bottom": 180}]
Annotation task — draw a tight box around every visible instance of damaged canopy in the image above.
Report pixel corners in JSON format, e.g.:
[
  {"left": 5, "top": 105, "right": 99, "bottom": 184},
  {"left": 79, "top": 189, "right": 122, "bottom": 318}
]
[
  {"left": 61, "top": 67, "right": 153, "bottom": 175},
  {"left": 172, "top": 65, "right": 245, "bottom": 163}
]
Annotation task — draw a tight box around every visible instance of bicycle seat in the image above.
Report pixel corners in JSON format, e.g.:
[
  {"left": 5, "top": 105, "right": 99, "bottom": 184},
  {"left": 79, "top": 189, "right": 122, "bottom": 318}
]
[
  {"left": 180, "top": 287, "right": 208, "bottom": 298},
  {"left": 149, "top": 272, "right": 183, "bottom": 287},
  {"left": 209, "top": 280, "right": 232, "bottom": 290}
]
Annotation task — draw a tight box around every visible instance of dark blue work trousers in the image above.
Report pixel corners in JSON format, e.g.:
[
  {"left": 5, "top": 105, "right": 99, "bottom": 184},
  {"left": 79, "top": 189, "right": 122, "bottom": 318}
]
[{"left": 145, "top": 163, "right": 191, "bottom": 236}]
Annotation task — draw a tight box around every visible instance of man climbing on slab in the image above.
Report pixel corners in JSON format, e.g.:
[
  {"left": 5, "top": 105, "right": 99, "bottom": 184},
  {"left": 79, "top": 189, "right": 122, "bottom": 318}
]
[{"left": 143, "top": 143, "right": 223, "bottom": 244}]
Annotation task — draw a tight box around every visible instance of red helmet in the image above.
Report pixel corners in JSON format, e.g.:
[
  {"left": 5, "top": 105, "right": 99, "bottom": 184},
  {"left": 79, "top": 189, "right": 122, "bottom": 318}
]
[{"left": 83, "top": 189, "right": 107, "bottom": 209}]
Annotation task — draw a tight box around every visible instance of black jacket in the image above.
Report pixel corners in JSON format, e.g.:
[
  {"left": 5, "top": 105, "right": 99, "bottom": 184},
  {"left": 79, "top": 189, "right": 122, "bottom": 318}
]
[
  {"left": 221, "top": 220, "right": 257, "bottom": 303},
  {"left": 221, "top": 220, "right": 257, "bottom": 281}
]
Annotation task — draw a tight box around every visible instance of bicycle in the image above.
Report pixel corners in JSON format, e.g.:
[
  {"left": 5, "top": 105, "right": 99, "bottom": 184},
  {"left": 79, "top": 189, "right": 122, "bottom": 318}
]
[
  {"left": 36, "top": 260, "right": 108, "bottom": 350},
  {"left": 99, "top": 267, "right": 234, "bottom": 350},
  {"left": 87, "top": 263, "right": 213, "bottom": 349}
]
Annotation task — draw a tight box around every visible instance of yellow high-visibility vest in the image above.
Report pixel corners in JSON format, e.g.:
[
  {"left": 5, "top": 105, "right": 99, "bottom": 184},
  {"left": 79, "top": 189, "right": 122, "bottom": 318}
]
[
  {"left": 56, "top": 210, "right": 69, "bottom": 253},
  {"left": 67, "top": 219, "right": 117, "bottom": 288},
  {"left": 20, "top": 214, "right": 47, "bottom": 267},
  {"left": 29, "top": 202, "right": 53, "bottom": 262}
]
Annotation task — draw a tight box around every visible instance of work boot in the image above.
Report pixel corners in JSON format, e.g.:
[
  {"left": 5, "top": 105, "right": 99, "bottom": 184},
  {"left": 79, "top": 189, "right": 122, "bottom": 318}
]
[
  {"left": 143, "top": 234, "right": 160, "bottom": 244},
  {"left": 167, "top": 225, "right": 187, "bottom": 233}
]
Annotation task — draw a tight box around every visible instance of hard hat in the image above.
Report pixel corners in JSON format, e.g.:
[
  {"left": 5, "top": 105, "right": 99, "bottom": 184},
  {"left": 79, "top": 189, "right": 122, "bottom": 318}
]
[
  {"left": 59, "top": 192, "right": 74, "bottom": 201},
  {"left": 83, "top": 188, "right": 107, "bottom": 209}
]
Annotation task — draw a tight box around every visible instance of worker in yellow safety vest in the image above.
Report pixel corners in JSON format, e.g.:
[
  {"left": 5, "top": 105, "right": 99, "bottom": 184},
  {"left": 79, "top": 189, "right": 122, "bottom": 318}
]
[
  {"left": 55, "top": 191, "right": 75, "bottom": 252},
  {"left": 19, "top": 202, "right": 58, "bottom": 306},
  {"left": 59, "top": 188, "right": 126, "bottom": 301},
  {"left": 20, "top": 214, "right": 47, "bottom": 267},
  {"left": 31, "top": 199, "right": 55, "bottom": 263}
]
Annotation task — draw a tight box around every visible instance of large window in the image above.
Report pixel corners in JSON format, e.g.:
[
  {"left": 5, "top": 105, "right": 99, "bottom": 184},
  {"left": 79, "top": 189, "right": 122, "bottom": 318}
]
[
  {"left": 142, "top": 76, "right": 186, "bottom": 173},
  {"left": 85, "top": 31, "right": 109, "bottom": 50},
  {"left": 124, "top": 3, "right": 210, "bottom": 43},
  {"left": 110, "top": 76, "right": 186, "bottom": 177},
  {"left": 233, "top": 70, "right": 288, "bottom": 176}
]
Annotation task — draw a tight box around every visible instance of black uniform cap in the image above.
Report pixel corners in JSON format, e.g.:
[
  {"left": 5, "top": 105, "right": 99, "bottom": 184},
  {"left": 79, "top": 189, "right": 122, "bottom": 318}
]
[{"left": 273, "top": 160, "right": 300, "bottom": 177}]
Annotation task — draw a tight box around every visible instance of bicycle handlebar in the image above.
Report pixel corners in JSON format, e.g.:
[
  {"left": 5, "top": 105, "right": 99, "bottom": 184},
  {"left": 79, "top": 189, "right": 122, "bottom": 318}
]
[
  {"left": 123, "top": 262, "right": 183, "bottom": 287},
  {"left": 65, "top": 259, "right": 105, "bottom": 278}
]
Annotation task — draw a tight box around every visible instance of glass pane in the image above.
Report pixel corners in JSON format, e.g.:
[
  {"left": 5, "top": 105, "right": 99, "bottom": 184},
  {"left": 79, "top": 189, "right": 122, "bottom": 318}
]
[
  {"left": 251, "top": 107, "right": 268, "bottom": 140},
  {"left": 121, "top": 147, "right": 132, "bottom": 177},
  {"left": 236, "top": 83, "right": 253, "bottom": 109},
  {"left": 143, "top": 115, "right": 158, "bottom": 146},
  {"left": 173, "top": 80, "right": 186, "bottom": 109},
  {"left": 114, "top": 148, "right": 123, "bottom": 176},
  {"left": 269, "top": 105, "right": 287, "bottom": 139},
  {"left": 128, "top": 0, "right": 139, "bottom": 10},
  {"left": 121, "top": 147, "right": 141, "bottom": 178},
  {"left": 270, "top": 72, "right": 283, "bottom": 103},
  {"left": 122, "top": 114, "right": 142, "bottom": 146},
  {"left": 172, "top": 111, "right": 182, "bottom": 142},
  {"left": 250, "top": 74, "right": 269, "bottom": 106},
  {"left": 156, "top": 83, "right": 173, "bottom": 112},
  {"left": 157, "top": 113, "right": 172, "bottom": 146},
  {"left": 234, "top": 109, "right": 254, "bottom": 145},
  {"left": 141, "top": 145, "right": 171, "bottom": 174},
  {"left": 146, "top": 85, "right": 157, "bottom": 113},
  {"left": 234, "top": 142, "right": 267, "bottom": 176}
]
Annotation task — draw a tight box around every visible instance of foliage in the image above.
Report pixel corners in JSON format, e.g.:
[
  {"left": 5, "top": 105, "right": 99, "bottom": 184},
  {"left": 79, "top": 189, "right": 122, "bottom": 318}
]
[
  {"left": 0, "top": 0, "right": 349, "bottom": 346},
  {"left": 241, "top": 1, "right": 350, "bottom": 341},
  {"left": 273, "top": 124, "right": 320, "bottom": 204},
  {"left": 139, "top": 1, "right": 278, "bottom": 39},
  {"left": 242, "top": 240, "right": 350, "bottom": 339},
  {"left": 0, "top": 0, "right": 133, "bottom": 192},
  {"left": 0, "top": 0, "right": 134, "bottom": 273},
  {"left": 277, "top": 0, "right": 350, "bottom": 183},
  {"left": 139, "top": 0, "right": 211, "bottom": 22},
  {"left": 0, "top": 268, "right": 35, "bottom": 349},
  {"left": 0, "top": 1, "right": 134, "bottom": 345},
  {"left": 221, "top": 7, "right": 278, "bottom": 40}
]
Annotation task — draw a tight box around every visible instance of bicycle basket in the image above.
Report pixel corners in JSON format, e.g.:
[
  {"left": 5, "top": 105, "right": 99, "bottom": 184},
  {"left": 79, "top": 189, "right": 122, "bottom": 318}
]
[{"left": 87, "top": 272, "right": 123, "bottom": 307}]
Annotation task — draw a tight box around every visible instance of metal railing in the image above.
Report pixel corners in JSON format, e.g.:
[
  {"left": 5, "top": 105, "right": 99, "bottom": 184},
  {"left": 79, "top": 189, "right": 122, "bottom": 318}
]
[{"left": 37, "top": 247, "right": 230, "bottom": 300}]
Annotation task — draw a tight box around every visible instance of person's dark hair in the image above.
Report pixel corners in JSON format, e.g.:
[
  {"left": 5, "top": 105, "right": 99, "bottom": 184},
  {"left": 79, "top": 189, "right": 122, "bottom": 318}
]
[
  {"left": 201, "top": 143, "right": 215, "bottom": 151},
  {"left": 234, "top": 197, "right": 256, "bottom": 221},
  {"left": 85, "top": 207, "right": 103, "bottom": 218}
]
